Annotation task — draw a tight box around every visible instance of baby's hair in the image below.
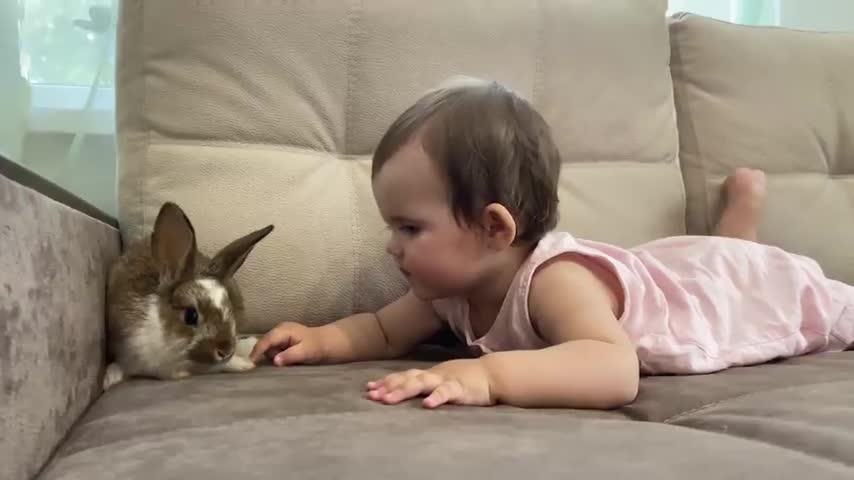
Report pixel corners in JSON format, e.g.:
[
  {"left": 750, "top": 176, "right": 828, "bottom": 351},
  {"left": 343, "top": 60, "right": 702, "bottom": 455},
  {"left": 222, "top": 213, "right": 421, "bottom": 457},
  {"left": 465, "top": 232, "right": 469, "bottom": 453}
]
[{"left": 371, "top": 76, "right": 561, "bottom": 244}]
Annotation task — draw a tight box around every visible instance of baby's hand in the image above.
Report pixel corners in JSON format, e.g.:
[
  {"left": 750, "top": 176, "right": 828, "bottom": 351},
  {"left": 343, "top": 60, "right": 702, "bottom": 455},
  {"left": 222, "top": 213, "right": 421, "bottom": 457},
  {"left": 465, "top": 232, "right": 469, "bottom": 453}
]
[
  {"left": 365, "top": 359, "right": 495, "bottom": 408},
  {"left": 249, "top": 321, "right": 326, "bottom": 366}
]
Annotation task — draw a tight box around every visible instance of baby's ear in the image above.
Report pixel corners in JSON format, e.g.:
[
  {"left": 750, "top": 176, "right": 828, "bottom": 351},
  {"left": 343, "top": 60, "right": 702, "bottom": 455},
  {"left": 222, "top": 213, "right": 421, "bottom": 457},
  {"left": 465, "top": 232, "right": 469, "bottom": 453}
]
[{"left": 480, "top": 203, "right": 517, "bottom": 249}]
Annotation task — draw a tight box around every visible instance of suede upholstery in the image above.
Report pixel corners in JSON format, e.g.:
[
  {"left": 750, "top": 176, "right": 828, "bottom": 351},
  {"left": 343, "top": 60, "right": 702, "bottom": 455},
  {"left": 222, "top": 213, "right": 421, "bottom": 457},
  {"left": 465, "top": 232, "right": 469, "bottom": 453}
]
[
  {"left": 37, "top": 356, "right": 854, "bottom": 479},
  {"left": 0, "top": 174, "right": 120, "bottom": 480}
]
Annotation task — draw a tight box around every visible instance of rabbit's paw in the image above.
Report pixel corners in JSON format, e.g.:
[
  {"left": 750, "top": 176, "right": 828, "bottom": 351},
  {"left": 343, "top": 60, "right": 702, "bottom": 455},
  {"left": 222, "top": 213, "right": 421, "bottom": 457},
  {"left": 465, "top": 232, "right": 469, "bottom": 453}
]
[
  {"left": 103, "top": 363, "right": 125, "bottom": 391},
  {"left": 221, "top": 354, "right": 256, "bottom": 373}
]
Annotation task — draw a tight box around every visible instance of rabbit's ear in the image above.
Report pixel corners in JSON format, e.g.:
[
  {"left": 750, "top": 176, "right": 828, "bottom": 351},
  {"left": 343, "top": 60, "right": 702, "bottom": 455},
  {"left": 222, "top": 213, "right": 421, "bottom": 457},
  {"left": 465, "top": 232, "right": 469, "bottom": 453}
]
[
  {"left": 205, "top": 225, "right": 274, "bottom": 280},
  {"left": 151, "top": 202, "right": 197, "bottom": 285}
]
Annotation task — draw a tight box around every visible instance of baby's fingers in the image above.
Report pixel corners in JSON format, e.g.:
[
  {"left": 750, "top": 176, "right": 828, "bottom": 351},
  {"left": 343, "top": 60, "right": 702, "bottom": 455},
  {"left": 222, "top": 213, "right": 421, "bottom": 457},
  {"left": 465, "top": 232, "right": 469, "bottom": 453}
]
[
  {"left": 366, "top": 385, "right": 388, "bottom": 401},
  {"left": 249, "top": 335, "right": 272, "bottom": 362},
  {"left": 250, "top": 325, "right": 297, "bottom": 362},
  {"left": 423, "top": 381, "right": 463, "bottom": 409},
  {"left": 382, "top": 377, "right": 427, "bottom": 404},
  {"left": 370, "top": 369, "right": 420, "bottom": 392},
  {"left": 364, "top": 374, "right": 398, "bottom": 401},
  {"left": 382, "top": 373, "right": 444, "bottom": 404},
  {"left": 273, "top": 343, "right": 307, "bottom": 366}
]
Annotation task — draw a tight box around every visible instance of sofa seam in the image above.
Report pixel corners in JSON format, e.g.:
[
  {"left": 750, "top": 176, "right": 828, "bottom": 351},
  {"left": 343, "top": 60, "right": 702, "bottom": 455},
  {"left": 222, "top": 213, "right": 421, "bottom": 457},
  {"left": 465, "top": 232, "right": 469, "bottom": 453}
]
[
  {"left": 662, "top": 378, "right": 854, "bottom": 424},
  {"left": 343, "top": 0, "right": 361, "bottom": 155},
  {"left": 669, "top": 22, "right": 710, "bottom": 236},
  {"left": 141, "top": 1, "right": 150, "bottom": 240},
  {"left": 349, "top": 164, "right": 359, "bottom": 314},
  {"left": 662, "top": 412, "right": 854, "bottom": 470},
  {"left": 345, "top": 0, "right": 362, "bottom": 314},
  {"left": 663, "top": 18, "right": 688, "bottom": 236},
  {"left": 140, "top": 138, "right": 701, "bottom": 166}
]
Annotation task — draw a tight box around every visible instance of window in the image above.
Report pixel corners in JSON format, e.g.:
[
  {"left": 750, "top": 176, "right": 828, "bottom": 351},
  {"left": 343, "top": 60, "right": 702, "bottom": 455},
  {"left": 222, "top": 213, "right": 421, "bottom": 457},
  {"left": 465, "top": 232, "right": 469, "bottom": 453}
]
[
  {"left": 668, "top": 0, "right": 854, "bottom": 30},
  {"left": 21, "top": 0, "right": 116, "bottom": 133},
  {"left": 2, "top": 0, "right": 118, "bottom": 216}
]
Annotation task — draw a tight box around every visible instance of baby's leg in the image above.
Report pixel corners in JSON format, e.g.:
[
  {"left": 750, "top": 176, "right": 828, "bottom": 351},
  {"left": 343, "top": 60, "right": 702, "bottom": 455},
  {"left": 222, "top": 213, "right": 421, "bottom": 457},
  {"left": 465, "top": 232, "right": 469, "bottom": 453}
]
[{"left": 714, "top": 168, "right": 767, "bottom": 242}]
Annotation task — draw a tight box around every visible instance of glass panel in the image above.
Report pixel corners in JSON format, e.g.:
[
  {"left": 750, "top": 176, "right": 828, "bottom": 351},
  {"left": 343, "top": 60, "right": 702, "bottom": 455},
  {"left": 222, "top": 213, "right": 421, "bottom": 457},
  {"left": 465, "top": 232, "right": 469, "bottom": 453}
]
[
  {"left": 1, "top": 0, "right": 118, "bottom": 217},
  {"left": 1, "top": 0, "right": 28, "bottom": 165},
  {"left": 668, "top": 0, "right": 854, "bottom": 30},
  {"left": 21, "top": 0, "right": 115, "bottom": 87}
]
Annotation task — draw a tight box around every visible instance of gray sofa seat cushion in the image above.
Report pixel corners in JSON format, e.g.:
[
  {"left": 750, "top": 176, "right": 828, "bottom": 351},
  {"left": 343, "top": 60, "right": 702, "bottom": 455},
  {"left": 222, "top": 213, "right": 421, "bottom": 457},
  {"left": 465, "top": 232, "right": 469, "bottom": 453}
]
[
  {"left": 38, "top": 354, "right": 854, "bottom": 479},
  {"left": 671, "top": 379, "right": 854, "bottom": 465},
  {"left": 626, "top": 352, "right": 854, "bottom": 422}
]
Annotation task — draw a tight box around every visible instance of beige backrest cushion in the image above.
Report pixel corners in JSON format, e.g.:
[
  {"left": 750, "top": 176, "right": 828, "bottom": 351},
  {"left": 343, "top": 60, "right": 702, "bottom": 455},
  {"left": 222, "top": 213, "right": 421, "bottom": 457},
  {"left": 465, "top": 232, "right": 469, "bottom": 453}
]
[
  {"left": 116, "top": 0, "right": 681, "bottom": 332},
  {"left": 670, "top": 13, "right": 854, "bottom": 282}
]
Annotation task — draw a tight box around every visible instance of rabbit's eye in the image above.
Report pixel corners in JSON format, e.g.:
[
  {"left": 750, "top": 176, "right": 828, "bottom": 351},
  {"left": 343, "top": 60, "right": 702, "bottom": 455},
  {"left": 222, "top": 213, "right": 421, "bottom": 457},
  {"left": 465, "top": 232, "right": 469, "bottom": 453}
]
[{"left": 183, "top": 308, "right": 199, "bottom": 326}]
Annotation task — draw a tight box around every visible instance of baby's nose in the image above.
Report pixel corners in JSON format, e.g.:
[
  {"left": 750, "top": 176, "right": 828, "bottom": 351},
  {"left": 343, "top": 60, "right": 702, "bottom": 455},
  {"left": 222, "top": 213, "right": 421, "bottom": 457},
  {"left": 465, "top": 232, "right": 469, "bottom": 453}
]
[{"left": 386, "top": 238, "right": 402, "bottom": 258}]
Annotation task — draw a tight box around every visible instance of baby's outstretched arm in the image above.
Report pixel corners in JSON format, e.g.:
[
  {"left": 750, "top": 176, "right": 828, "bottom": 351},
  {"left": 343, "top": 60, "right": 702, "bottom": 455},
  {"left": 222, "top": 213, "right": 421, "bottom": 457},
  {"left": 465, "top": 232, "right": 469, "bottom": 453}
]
[
  {"left": 484, "top": 255, "right": 639, "bottom": 409},
  {"left": 366, "top": 255, "right": 639, "bottom": 410},
  {"left": 250, "top": 290, "right": 443, "bottom": 365}
]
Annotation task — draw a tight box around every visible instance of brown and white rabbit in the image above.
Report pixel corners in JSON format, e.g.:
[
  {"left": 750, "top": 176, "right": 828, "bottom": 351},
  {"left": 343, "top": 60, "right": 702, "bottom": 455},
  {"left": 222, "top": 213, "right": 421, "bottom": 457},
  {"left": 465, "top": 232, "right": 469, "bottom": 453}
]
[{"left": 103, "top": 201, "right": 273, "bottom": 390}]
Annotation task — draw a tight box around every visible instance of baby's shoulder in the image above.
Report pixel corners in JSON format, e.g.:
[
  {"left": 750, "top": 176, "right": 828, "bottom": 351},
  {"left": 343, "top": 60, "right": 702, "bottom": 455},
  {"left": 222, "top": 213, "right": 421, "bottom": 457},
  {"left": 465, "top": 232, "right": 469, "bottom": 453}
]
[{"left": 529, "top": 251, "right": 621, "bottom": 316}]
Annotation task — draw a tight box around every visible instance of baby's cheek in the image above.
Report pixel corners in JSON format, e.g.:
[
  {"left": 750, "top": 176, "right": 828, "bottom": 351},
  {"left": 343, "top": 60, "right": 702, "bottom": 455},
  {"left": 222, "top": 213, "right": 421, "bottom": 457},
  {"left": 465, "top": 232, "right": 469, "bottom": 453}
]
[{"left": 426, "top": 260, "right": 471, "bottom": 289}]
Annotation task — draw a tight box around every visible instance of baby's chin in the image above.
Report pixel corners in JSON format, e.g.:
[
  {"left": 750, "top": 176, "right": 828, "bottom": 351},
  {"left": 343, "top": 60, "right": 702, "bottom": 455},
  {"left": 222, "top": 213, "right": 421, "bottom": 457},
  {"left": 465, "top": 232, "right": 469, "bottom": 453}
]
[
  {"left": 409, "top": 284, "right": 438, "bottom": 301},
  {"left": 408, "top": 280, "right": 459, "bottom": 302}
]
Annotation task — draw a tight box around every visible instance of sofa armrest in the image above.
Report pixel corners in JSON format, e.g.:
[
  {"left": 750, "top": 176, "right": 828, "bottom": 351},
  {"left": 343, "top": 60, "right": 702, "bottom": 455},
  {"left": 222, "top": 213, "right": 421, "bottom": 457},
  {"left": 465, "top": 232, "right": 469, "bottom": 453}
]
[{"left": 0, "top": 158, "right": 120, "bottom": 480}]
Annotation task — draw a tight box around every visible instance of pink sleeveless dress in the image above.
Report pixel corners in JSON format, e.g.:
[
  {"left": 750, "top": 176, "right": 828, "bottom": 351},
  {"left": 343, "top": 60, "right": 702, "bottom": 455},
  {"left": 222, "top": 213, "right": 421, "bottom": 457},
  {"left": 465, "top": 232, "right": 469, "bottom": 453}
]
[{"left": 431, "top": 231, "right": 854, "bottom": 375}]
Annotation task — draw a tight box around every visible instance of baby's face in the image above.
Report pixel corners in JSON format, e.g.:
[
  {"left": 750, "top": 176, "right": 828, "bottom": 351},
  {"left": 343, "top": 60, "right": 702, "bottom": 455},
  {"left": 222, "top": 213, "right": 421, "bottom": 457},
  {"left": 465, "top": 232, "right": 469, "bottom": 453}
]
[{"left": 372, "top": 138, "right": 488, "bottom": 300}]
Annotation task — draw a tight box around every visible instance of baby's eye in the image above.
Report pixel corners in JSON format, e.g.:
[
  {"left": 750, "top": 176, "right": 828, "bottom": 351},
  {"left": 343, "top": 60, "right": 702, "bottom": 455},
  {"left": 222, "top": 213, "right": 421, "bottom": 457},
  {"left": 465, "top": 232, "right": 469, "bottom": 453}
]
[{"left": 399, "top": 225, "right": 421, "bottom": 235}]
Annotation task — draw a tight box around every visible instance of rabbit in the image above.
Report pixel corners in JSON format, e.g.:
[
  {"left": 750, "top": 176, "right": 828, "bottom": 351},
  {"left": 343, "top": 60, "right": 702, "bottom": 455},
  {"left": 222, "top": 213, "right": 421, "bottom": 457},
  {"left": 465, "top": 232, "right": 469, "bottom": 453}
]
[{"left": 102, "top": 201, "right": 274, "bottom": 391}]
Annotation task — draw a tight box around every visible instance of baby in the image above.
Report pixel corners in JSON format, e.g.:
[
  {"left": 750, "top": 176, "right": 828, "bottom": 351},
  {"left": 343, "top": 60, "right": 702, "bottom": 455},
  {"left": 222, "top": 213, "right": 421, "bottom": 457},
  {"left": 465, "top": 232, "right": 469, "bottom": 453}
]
[{"left": 250, "top": 77, "right": 854, "bottom": 410}]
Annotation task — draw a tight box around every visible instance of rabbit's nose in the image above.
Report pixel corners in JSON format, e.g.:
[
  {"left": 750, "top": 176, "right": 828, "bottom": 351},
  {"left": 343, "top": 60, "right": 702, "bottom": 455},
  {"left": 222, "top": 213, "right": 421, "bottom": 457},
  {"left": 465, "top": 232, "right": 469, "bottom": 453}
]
[{"left": 214, "top": 342, "right": 234, "bottom": 361}]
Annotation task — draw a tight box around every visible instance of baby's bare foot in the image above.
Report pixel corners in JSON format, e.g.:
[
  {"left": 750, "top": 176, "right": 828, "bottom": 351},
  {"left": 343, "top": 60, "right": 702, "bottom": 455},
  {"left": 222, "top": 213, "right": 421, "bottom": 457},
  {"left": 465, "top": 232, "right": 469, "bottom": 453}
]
[{"left": 716, "top": 168, "right": 766, "bottom": 241}]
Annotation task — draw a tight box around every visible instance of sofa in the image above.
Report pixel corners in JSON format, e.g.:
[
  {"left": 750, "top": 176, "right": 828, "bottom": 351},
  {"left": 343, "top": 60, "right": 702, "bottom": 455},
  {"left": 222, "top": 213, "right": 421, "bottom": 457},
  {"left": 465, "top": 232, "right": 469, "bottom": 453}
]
[{"left": 5, "top": 0, "right": 854, "bottom": 478}]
